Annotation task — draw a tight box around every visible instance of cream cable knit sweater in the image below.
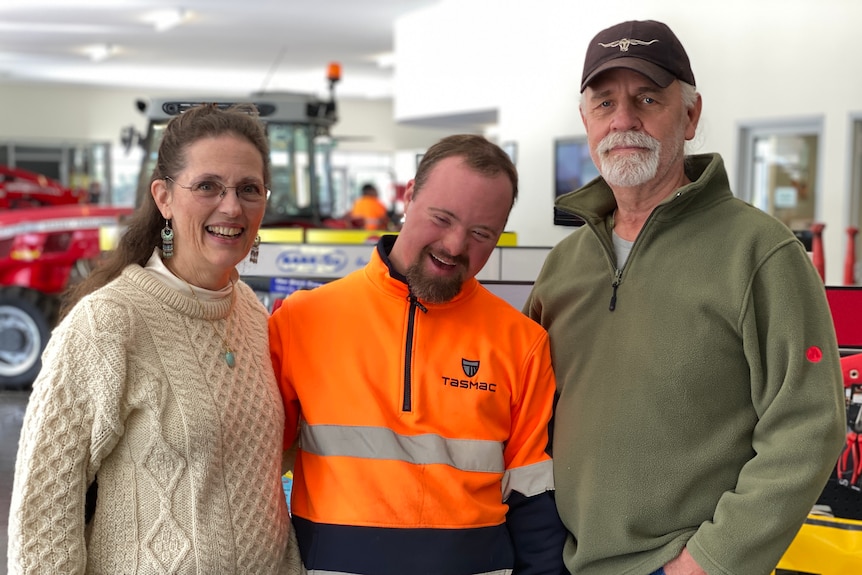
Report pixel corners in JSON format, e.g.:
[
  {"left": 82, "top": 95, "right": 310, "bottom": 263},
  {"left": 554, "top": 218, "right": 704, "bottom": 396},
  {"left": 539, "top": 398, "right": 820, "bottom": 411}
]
[{"left": 8, "top": 264, "right": 300, "bottom": 575}]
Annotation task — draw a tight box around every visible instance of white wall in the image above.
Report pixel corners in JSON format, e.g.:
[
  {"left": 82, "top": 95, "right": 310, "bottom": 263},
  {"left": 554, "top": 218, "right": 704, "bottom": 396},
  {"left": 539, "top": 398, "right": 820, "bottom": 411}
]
[{"left": 394, "top": 0, "right": 862, "bottom": 285}]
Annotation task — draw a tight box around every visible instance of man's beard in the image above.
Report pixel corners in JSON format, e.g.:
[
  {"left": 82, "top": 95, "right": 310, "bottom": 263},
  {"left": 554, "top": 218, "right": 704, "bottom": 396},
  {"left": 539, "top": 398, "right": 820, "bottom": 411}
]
[
  {"left": 597, "top": 131, "right": 661, "bottom": 187},
  {"left": 405, "top": 246, "right": 467, "bottom": 304}
]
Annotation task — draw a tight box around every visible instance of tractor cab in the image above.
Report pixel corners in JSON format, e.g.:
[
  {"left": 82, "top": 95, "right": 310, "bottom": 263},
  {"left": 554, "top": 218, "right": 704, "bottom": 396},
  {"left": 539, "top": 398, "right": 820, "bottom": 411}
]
[{"left": 133, "top": 64, "right": 343, "bottom": 229}]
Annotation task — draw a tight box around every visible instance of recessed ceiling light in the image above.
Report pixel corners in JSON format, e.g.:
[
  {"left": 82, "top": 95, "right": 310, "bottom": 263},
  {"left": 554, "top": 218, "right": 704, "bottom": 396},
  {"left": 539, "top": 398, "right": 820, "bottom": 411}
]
[
  {"left": 84, "top": 43, "right": 116, "bottom": 62},
  {"left": 375, "top": 53, "right": 396, "bottom": 69},
  {"left": 143, "top": 8, "right": 190, "bottom": 32}
]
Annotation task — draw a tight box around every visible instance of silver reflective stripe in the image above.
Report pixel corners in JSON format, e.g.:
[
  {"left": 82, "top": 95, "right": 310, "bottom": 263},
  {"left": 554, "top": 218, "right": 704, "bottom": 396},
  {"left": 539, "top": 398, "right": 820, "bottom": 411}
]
[
  {"left": 300, "top": 422, "right": 505, "bottom": 473},
  {"left": 501, "top": 458, "right": 555, "bottom": 501},
  {"left": 307, "top": 570, "right": 512, "bottom": 575}
]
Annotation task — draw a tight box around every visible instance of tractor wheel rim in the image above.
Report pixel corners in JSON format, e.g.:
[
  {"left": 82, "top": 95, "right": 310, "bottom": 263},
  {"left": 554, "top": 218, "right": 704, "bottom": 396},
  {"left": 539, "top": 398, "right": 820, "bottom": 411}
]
[{"left": 0, "top": 304, "right": 41, "bottom": 377}]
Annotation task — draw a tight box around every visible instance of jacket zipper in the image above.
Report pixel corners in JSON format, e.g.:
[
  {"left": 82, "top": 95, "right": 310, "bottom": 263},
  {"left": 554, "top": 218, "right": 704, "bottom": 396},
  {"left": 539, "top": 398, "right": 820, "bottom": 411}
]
[
  {"left": 609, "top": 268, "right": 623, "bottom": 311},
  {"left": 574, "top": 191, "right": 682, "bottom": 313},
  {"left": 403, "top": 293, "right": 428, "bottom": 411}
]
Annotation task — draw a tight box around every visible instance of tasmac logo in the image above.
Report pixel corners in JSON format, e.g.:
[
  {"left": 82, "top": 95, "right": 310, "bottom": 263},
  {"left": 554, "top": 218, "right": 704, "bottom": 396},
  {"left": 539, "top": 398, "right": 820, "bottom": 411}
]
[
  {"left": 462, "top": 359, "right": 479, "bottom": 377},
  {"left": 441, "top": 358, "right": 496, "bottom": 393},
  {"left": 275, "top": 248, "right": 348, "bottom": 275}
]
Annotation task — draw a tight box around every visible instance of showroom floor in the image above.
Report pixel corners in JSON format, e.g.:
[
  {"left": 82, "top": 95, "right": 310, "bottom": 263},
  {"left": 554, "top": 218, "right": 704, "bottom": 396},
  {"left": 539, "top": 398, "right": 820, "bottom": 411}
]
[{"left": 1, "top": 390, "right": 28, "bottom": 575}]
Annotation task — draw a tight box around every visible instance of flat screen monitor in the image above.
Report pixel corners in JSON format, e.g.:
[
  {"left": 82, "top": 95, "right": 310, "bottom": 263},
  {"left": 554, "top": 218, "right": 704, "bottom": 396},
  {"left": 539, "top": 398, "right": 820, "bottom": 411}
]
[{"left": 554, "top": 137, "right": 599, "bottom": 226}]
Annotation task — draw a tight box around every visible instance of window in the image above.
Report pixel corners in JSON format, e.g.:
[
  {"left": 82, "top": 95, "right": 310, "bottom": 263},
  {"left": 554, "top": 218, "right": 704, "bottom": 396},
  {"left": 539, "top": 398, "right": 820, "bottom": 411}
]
[
  {"left": 0, "top": 141, "right": 113, "bottom": 204},
  {"left": 738, "top": 120, "right": 822, "bottom": 233}
]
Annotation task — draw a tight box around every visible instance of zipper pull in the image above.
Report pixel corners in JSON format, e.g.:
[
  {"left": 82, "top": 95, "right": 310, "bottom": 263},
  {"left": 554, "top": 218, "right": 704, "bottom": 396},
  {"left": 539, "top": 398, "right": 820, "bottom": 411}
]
[
  {"left": 407, "top": 293, "right": 428, "bottom": 313},
  {"left": 609, "top": 268, "right": 622, "bottom": 311}
]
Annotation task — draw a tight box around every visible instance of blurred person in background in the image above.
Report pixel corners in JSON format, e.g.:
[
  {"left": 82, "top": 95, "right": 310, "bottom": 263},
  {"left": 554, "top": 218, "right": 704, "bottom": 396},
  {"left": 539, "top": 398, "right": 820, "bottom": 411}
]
[{"left": 348, "top": 182, "right": 389, "bottom": 230}]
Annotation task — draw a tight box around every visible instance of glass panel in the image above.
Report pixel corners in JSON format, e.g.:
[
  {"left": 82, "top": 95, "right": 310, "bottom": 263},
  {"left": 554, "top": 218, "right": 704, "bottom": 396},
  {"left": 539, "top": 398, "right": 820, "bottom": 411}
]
[
  {"left": 293, "top": 126, "right": 310, "bottom": 213},
  {"left": 331, "top": 150, "right": 396, "bottom": 220},
  {"left": 16, "top": 160, "right": 61, "bottom": 180},
  {"left": 0, "top": 142, "right": 112, "bottom": 203},
  {"left": 15, "top": 146, "right": 64, "bottom": 158},
  {"left": 750, "top": 133, "right": 818, "bottom": 231},
  {"left": 112, "top": 145, "right": 143, "bottom": 207},
  {"left": 134, "top": 119, "right": 335, "bottom": 225},
  {"left": 264, "top": 124, "right": 335, "bottom": 225},
  {"left": 136, "top": 123, "right": 167, "bottom": 205},
  {"left": 70, "top": 143, "right": 112, "bottom": 204},
  {"left": 267, "top": 123, "right": 301, "bottom": 223},
  {"left": 314, "top": 136, "right": 335, "bottom": 218}
]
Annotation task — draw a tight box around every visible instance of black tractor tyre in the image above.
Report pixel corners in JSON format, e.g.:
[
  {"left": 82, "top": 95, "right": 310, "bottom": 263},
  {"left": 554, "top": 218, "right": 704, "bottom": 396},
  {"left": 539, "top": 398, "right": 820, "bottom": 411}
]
[{"left": 0, "top": 286, "right": 59, "bottom": 390}]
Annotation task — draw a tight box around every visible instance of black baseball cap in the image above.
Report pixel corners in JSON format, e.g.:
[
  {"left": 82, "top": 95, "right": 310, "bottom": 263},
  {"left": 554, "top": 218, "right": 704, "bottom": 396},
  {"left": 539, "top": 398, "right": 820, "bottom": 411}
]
[{"left": 580, "top": 20, "right": 695, "bottom": 92}]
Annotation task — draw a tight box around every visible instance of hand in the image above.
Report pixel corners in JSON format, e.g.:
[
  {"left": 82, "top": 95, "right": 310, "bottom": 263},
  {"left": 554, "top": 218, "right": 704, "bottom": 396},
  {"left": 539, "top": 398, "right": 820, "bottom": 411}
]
[{"left": 663, "top": 548, "right": 707, "bottom": 575}]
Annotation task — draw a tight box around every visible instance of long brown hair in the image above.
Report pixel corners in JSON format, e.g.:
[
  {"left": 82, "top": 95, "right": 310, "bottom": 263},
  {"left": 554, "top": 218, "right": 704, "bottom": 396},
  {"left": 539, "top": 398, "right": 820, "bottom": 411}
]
[{"left": 60, "top": 103, "right": 270, "bottom": 320}]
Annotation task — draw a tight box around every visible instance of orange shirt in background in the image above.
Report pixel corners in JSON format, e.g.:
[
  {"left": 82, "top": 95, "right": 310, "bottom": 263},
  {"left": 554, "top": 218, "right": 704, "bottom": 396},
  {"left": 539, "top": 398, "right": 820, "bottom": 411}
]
[{"left": 349, "top": 196, "right": 388, "bottom": 230}]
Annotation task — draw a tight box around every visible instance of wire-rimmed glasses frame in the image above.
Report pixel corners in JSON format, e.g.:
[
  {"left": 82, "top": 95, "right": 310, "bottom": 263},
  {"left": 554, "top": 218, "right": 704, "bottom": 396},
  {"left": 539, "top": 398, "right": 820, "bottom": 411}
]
[{"left": 164, "top": 176, "right": 271, "bottom": 204}]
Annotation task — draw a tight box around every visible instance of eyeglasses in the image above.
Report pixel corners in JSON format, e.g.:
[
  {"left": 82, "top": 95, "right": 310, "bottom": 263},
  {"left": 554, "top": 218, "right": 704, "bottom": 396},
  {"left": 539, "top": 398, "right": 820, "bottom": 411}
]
[{"left": 165, "top": 176, "right": 271, "bottom": 204}]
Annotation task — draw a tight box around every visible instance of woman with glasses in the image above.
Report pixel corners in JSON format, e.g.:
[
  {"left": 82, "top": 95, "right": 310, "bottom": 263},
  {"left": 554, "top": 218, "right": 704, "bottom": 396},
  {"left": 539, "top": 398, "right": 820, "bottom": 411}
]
[{"left": 8, "top": 104, "right": 300, "bottom": 575}]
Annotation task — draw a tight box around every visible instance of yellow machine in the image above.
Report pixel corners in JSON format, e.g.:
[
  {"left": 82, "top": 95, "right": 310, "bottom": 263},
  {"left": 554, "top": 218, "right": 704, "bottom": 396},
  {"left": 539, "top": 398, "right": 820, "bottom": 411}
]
[{"left": 774, "top": 514, "right": 862, "bottom": 574}]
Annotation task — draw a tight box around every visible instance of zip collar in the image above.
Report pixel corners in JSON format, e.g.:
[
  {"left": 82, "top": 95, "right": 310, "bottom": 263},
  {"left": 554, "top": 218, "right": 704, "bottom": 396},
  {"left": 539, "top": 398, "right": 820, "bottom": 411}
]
[
  {"left": 555, "top": 153, "right": 731, "bottom": 226},
  {"left": 372, "top": 235, "right": 480, "bottom": 307}
]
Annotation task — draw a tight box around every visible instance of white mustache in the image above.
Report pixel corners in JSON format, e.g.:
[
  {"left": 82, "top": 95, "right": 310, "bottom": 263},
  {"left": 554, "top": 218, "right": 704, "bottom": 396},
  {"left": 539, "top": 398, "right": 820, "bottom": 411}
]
[{"left": 598, "top": 131, "right": 659, "bottom": 155}]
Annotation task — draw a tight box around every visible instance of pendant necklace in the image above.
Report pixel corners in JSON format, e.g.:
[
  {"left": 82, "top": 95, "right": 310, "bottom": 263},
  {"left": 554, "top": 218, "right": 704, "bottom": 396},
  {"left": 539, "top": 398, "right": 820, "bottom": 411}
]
[{"left": 182, "top": 277, "right": 237, "bottom": 368}]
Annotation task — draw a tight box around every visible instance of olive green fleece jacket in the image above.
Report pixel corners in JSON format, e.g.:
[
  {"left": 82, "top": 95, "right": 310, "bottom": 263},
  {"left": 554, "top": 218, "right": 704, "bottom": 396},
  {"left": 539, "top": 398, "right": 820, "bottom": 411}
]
[{"left": 524, "top": 153, "right": 846, "bottom": 575}]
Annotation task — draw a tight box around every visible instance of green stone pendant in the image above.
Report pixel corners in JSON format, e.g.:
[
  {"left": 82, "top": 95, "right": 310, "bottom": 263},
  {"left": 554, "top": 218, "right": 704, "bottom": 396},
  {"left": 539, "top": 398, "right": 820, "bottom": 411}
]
[{"left": 224, "top": 351, "right": 236, "bottom": 368}]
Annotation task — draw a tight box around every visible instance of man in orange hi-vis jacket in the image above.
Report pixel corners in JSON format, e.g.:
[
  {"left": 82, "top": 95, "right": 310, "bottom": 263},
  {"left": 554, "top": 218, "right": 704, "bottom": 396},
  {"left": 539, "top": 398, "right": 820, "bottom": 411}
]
[
  {"left": 348, "top": 182, "right": 389, "bottom": 230},
  {"left": 269, "top": 134, "right": 567, "bottom": 575}
]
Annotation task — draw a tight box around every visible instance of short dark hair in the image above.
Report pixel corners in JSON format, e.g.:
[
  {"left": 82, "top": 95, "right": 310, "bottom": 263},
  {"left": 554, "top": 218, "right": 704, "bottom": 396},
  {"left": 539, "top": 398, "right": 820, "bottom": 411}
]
[
  {"left": 414, "top": 134, "right": 518, "bottom": 208},
  {"left": 360, "top": 183, "right": 378, "bottom": 196}
]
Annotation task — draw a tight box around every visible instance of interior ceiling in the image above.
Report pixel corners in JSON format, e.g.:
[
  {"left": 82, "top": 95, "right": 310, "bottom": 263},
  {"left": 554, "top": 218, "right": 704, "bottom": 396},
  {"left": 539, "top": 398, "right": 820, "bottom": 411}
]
[{"left": 0, "top": 0, "right": 440, "bottom": 100}]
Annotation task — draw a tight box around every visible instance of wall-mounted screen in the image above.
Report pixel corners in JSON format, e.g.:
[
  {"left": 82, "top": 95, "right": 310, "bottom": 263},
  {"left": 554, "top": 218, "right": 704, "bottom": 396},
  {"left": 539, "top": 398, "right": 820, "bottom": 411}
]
[{"left": 554, "top": 137, "right": 599, "bottom": 226}]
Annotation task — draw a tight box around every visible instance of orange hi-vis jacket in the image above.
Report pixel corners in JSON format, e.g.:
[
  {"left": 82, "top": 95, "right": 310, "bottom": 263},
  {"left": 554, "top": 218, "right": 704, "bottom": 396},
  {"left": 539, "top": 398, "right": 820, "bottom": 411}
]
[
  {"left": 349, "top": 195, "right": 388, "bottom": 230},
  {"left": 269, "top": 237, "right": 566, "bottom": 575}
]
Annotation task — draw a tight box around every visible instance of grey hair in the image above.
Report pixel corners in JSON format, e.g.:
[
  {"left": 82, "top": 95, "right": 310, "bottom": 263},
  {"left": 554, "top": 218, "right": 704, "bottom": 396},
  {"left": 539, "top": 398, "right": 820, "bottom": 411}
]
[{"left": 679, "top": 81, "right": 698, "bottom": 109}]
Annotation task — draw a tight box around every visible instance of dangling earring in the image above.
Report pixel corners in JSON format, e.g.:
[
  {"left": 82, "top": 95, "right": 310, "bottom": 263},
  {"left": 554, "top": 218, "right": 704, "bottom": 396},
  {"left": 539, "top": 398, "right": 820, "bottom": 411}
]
[
  {"left": 161, "top": 219, "right": 174, "bottom": 258},
  {"left": 250, "top": 234, "right": 261, "bottom": 263}
]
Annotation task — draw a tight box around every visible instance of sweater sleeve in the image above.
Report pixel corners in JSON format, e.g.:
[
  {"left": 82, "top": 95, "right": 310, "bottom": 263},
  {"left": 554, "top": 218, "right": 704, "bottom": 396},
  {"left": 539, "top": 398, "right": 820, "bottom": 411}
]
[
  {"left": 7, "top": 298, "right": 128, "bottom": 575},
  {"left": 687, "top": 240, "right": 846, "bottom": 574},
  {"left": 503, "top": 330, "right": 567, "bottom": 574}
]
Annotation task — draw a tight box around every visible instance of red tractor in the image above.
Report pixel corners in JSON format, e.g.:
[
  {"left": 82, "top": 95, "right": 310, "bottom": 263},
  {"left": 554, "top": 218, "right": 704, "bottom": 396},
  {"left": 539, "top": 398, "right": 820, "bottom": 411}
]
[
  {"left": 0, "top": 167, "right": 131, "bottom": 389},
  {"left": 0, "top": 165, "right": 89, "bottom": 208}
]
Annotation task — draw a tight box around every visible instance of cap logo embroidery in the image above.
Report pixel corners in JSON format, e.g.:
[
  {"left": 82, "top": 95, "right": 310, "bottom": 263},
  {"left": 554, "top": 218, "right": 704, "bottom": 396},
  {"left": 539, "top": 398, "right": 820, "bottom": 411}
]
[{"left": 599, "top": 38, "right": 658, "bottom": 52}]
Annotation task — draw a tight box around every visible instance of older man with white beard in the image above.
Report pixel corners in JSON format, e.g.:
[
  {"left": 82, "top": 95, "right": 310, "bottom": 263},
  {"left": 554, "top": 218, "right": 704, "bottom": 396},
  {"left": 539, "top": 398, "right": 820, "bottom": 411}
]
[{"left": 524, "top": 19, "right": 845, "bottom": 575}]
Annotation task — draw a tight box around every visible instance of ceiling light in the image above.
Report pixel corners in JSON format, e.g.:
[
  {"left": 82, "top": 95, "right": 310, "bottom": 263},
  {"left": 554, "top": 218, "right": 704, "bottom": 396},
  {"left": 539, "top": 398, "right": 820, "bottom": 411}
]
[
  {"left": 375, "top": 53, "right": 396, "bottom": 69},
  {"left": 145, "top": 8, "right": 190, "bottom": 32},
  {"left": 85, "top": 44, "right": 116, "bottom": 62}
]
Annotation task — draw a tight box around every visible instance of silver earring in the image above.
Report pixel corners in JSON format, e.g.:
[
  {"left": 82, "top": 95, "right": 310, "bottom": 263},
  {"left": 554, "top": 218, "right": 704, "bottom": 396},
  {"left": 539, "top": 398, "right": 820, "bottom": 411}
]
[
  {"left": 161, "top": 219, "right": 174, "bottom": 258},
  {"left": 250, "top": 234, "right": 260, "bottom": 263}
]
